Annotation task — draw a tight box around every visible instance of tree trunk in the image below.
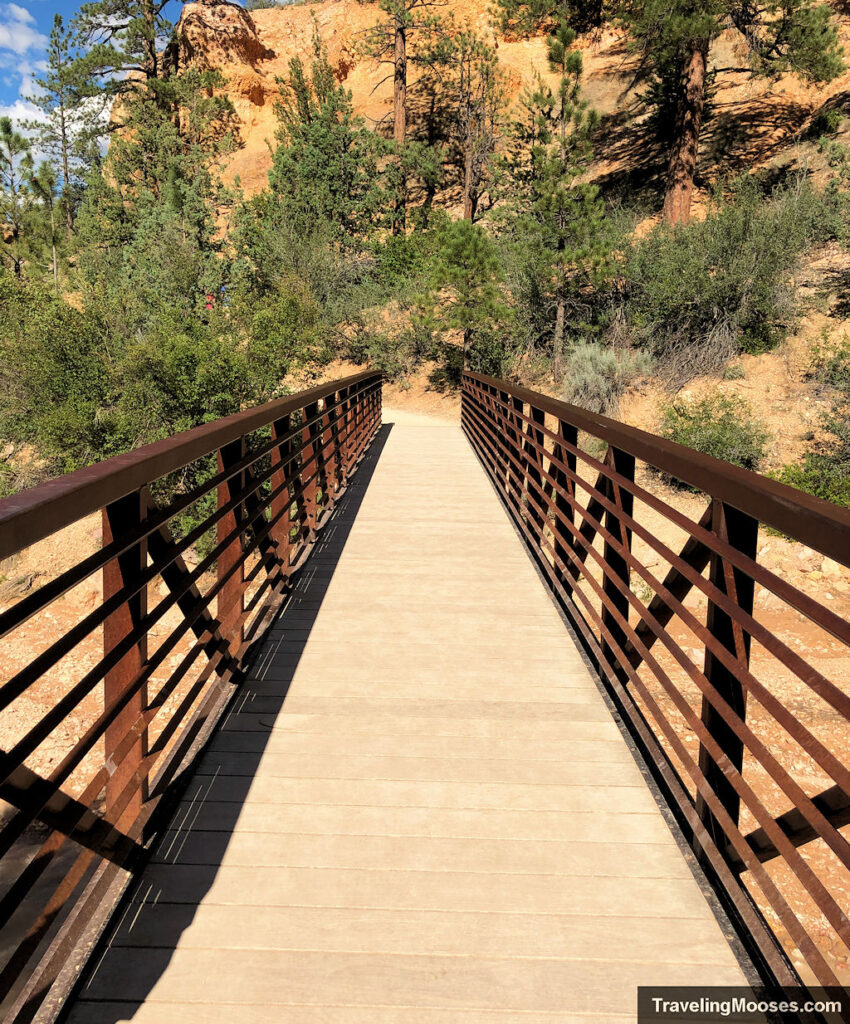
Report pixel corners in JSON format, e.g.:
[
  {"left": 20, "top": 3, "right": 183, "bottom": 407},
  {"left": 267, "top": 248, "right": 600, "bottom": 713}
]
[
  {"left": 462, "top": 148, "right": 477, "bottom": 221},
  {"left": 553, "top": 294, "right": 566, "bottom": 376},
  {"left": 143, "top": 0, "right": 159, "bottom": 81},
  {"left": 392, "top": 18, "right": 407, "bottom": 235},
  {"left": 60, "top": 100, "right": 73, "bottom": 232},
  {"left": 662, "top": 38, "right": 709, "bottom": 226},
  {"left": 393, "top": 20, "right": 407, "bottom": 148},
  {"left": 463, "top": 326, "right": 472, "bottom": 369},
  {"left": 51, "top": 205, "right": 58, "bottom": 294}
]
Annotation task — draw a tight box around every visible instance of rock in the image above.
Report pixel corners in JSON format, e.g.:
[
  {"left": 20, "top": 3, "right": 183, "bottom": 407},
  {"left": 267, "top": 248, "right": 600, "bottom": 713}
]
[
  {"left": 178, "top": 0, "right": 275, "bottom": 74},
  {"left": 822, "top": 557, "right": 845, "bottom": 578},
  {"left": 796, "top": 546, "right": 822, "bottom": 573}
]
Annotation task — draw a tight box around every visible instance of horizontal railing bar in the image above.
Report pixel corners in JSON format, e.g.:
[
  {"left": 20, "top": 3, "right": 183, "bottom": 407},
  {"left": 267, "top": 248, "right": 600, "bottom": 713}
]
[
  {"left": 0, "top": 381, "right": 369, "bottom": 645},
  {"left": 464, "top": 394, "right": 850, "bottom": 732},
  {"left": 0, "top": 397, "right": 381, "bottom": 863},
  {"left": 0, "top": 371, "right": 380, "bottom": 562},
  {"left": 465, "top": 373, "right": 850, "bottom": 567},
  {"left": 468, "top": 379, "right": 850, "bottom": 648}
]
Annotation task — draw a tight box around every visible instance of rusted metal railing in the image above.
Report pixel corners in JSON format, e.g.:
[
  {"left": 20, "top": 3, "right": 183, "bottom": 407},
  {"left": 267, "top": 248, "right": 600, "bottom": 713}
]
[
  {"left": 0, "top": 371, "right": 382, "bottom": 1022},
  {"left": 462, "top": 370, "right": 850, "bottom": 992}
]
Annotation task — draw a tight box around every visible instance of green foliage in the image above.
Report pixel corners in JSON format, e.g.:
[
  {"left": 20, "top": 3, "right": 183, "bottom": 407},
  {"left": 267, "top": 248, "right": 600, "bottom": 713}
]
[
  {"left": 432, "top": 218, "right": 513, "bottom": 375},
  {"left": 562, "top": 343, "right": 653, "bottom": 414},
  {"left": 493, "top": 0, "right": 605, "bottom": 37},
  {"left": 778, "top": 338, "right": 850, "bottom": 507},
  {"left": 623, "top": 176, "right": 832, "bottom": 380},
  {"left": 73, "top": 0, "right": 173, "bottom": 91},
  {"left": 0, "top": 276, "right": 110, "bottom": 471},
  {"left": 270, "top": 28, "right": 395, "bottom": 241},
  {"left": 809, "top": 108, "right": 844, "bottom": 139},
  {"left": 496, "top": 24, "right": 616, "bottom": 371},
  {"left": 659, "top": 393, "right": 769, "bottom": 482}
]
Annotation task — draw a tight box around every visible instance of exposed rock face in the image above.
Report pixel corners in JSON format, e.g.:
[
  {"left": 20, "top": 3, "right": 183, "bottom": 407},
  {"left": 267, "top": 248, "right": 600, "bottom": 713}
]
[
  {"left": 175, "top": 0, "right": 850, "bottom": 203},
  {"left": 174, "top": 0, "right": 570, "bottom": 194},
  {"left": 179, "top": 0, "right": 275, "bottom": 69}
]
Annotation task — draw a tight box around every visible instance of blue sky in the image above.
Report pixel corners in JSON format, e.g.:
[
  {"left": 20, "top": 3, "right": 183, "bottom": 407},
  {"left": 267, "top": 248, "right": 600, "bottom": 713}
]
[{"left": 0, "top": 0, "right": 185, "bottom": 121}]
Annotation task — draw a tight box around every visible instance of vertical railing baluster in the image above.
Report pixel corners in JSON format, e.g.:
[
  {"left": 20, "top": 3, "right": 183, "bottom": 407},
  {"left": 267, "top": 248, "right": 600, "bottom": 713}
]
[
  {"left": 302, "top": 401, "right": 319, "bottom": 540},
  {"left": 601, "top": 447, "right": 635, "bottom": 679},
  {"left": 217, "top": 437, "right": 247, "bottom": 655},
  {"left": 333, "top": 387, "right": 347, "bottom": 494},
  {"left": 103, "top": 489, "right": 149, "bottom": 824},
  {"left": 524, "top": 404, "right": 546, "bottom": 545},
  {"left": 552, "top": 419, "right": 578, "bottom": 590},
  {"left": 696, "top": 499, "right": 758, "bottom": 854},
  {"left": 270, "top": 413, "right": 292, "bottom": 580}
]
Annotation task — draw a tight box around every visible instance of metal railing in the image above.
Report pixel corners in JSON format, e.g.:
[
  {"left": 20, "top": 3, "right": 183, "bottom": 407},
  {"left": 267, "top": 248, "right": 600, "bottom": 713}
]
[
  {"left": 0, "top": 371, "right": 383, "bottom": 1023},
  {"left": 462, "top": 370, "right": 850, "bottom": 992}
]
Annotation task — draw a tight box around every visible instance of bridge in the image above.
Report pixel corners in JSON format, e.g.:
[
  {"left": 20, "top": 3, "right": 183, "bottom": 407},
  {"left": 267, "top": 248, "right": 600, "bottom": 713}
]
[{"left": 0, "top": 371, "right": 848, "bottom": 1023}]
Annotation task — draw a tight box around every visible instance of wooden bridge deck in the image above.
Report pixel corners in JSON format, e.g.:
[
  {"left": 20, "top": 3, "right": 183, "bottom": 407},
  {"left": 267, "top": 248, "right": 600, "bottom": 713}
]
[{"left": 68, "top": 410, "right": 748, "bottom": 1024}]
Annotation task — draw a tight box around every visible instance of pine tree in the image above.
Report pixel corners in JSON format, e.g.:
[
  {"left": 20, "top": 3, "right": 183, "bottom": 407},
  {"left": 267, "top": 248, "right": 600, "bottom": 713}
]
[
  {"left": 623, "top": 0, "right": 844, "bottom": 224},
  {"left": 26, "top": 163, "right": 61, "bottom": 293},
  {"left": 270, "top": 28, "right": 394, "bottom": 242},
  {"left": 24, "top": 15, "right": 102, "bottom": 231},
  {"left": 358, "top": 0, "right": 445, "bottom": 231},
  {"left": 433, "top": 218, "right": 509, "bottom": 371},
  {"left": 73, "top": 0, "right": 175, "bottom": 100},
  {"left": 427, "top": 26, "right": 504, "bottom": 221},
  {"left": 494, "top": 0, "right": 843, "bottom": 224},
  {"left": 499, "top": 24, "right": 613, "bottom": 373},
  {"left": 0, "top": 119, "right": 33, "bottom": 278}
]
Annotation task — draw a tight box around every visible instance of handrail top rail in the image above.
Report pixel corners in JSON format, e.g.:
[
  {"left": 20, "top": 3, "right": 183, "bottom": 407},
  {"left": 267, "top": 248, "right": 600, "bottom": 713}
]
[
  {"left": 0, "top": 370, "right": 381, "bottom": 563},
  {"left": 464, "top": 371, "right": 850, "bottom": 566}
]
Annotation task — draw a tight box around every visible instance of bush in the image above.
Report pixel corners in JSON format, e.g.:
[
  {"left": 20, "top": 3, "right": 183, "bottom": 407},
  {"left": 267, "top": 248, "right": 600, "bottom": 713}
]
[
  {"left": 0, "top": 276, "right": 112, "bottom": 472},
  {"left": 777, "top": 338, "right": 850, "bottom": 506},
  {"left": 659, "top": 393, "right": 769, "bottom": 483},
  {"left": 562, "top": 342, "right": 653, "bottom": 414},
  {"left": 809, "top": 108, "right": 843, "bottom": 138},
  {"left": 623, "top": 175, "right": 835, "bottom": 382}
]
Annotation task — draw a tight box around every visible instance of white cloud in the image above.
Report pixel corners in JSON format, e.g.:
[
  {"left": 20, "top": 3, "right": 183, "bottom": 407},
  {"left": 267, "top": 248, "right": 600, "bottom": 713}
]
[
  {"left": 0, "top": 97, "right": 42, "bottom": 124},
  {"left": 7, "top": 4, "right": 34, "bottom": 25},
  {"left": 0, "top": 4, "right": 47, "bottom": 56}
]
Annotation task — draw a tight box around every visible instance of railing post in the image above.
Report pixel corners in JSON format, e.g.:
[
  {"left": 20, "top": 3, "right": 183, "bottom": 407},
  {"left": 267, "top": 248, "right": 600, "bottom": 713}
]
[
  {"left": 102, "top": 489, "right": 148, "bottom": 823},
  {"left": 552, "top": 419, "right": 578, "bottom": 589},
  {"left": 270, "top": 414, "right": 292, "bottom": 578},
  {"left": 508, "top": 395, "right": 524, "bottom": 514},
  {"left": 696, "top": 499, "right": 758, "bottom": 853},
  {"left": 335, "top": 387, "right": 349, "bottom": 491},
  {"left": 217, "top": 437, "right": 247, "bottom": 656},
  {"left": 601, "top": 446, "right": 635, "bottom": 680},
  {"left": 524, "top": 404, "right": 546, "bottom": 543},
  {"left": 302, "top": 402, "right": 319, "bottom": 539},
  {"left": 324, "top": 391, "right": 338, "bottom": 509}
]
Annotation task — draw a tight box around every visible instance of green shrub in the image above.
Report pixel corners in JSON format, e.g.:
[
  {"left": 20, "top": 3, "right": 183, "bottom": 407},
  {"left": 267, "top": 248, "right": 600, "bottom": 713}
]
[
  {"left": 562, "top": 342, "right": 653, "bottom": 414},
  {"left": 722, "top": 363, "right": 746, "bottom": 380},
  {"left": 809, "top": 108, "right": 844, "bottom": 139},
  {"left": 0, "top": 276, "right": 112, "bottom": 473},
  {"left": 659, "top": 393, "right": 769, "bottom": 484},
  {"left": 777, "top": 338, "right": 850, "bottom": 506},
  {"left": 623, "top": 175, "right": 834, "bottom": 382}
]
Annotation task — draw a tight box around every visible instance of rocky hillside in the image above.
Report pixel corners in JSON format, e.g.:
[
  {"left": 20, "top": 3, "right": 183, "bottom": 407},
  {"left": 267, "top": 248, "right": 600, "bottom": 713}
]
[{"left": 176, "top": 0, "right": 850, "bottom": 205}]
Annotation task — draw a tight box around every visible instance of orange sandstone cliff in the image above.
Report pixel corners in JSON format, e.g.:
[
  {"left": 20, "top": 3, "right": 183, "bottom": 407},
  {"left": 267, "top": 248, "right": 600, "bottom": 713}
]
[{"left": 175, "top": 0, "right": 850, "bottom": 203}]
